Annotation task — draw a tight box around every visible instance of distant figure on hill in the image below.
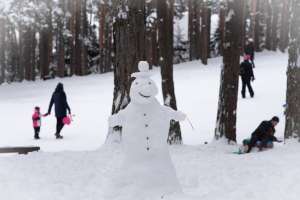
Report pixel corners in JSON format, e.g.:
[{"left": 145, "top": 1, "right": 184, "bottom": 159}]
[
  {"left": 240, "top": 55, "right": 255, "bottom": 98},
  {"left": 47, "top": 83, "right": 71, "bottom": 139},
  {"left": 244, "top": 38, "right": 255, "bottom": 67},
  {"left": 243, "top": 116, "right": 282, "bottom": 153}
]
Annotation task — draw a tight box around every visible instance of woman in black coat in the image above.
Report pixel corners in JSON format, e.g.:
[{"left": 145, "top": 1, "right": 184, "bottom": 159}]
[{"left": 47, "top": 83, "right": 71, "bottom": 139}]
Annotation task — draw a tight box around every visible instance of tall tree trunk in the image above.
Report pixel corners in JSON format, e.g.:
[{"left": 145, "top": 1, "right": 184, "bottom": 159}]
[
  {"left": 74, "top": 0, "right": 83, "bottom": 75},
  {"left": 254, "top": 0, "right": 262, "bottom": 51},
  {"left": 128, "top": 0, "right": 146, "bottom": 72},
  {"left": 279, "top": 0, "right": 291, "bottom": 52},
  {"left": 215, "top": 0, "right": 244, "bottom": 143},
  {"left": 284, "top": 0, "right": 300, "bottom": 140},
  {"left": 111, "top": 0, "right": 146, "bottom": 115},
  {"left": 39, "top": 29, "right": 52, "bottom": 79},
  {"left": 265, "top": 0, "right": 272, "bottom": 50},
  {"left": 158, "top": 0, "right": 182, "bottom": 144},
  {"left": 219, "top": 2, "right": 226, "bottom": 56},
  {"left": 249, "top": 0, "right": 257, "bottom": 41},
  {"left": 57, "top": 0, "right": 66, "bottom": 78},
  {"left": 200, "top": 1, "right": 211, "bottom": 64},
  {"left": 188, "top": 0, "right": 201, "bottom": 61},
  {"left": 270, "top": 0, "right": 280, "bottom": 51},
  {"left": 0, "top": 18, "right": 6, "bottom": 84},
  {"left": 99, "top": 1, "right": 106, "bottom": 73}
]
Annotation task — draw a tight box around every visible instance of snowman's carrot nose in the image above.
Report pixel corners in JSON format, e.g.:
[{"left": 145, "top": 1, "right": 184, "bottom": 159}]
[{"left": 186, "top": 116, "right": 195, "bottom": 131}]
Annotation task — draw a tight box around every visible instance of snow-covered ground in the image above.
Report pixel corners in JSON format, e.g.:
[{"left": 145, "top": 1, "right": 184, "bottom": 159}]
[{"left": 1, "top": 51, "right": 300, "bottom": 200}]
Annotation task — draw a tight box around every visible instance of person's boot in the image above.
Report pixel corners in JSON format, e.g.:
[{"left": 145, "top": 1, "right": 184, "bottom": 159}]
[
  {"left": 34, "top": 134, "right": 40, "bottom": 140},
  {"left": 241, "top": 92, "right": 246, "bottom": 99},
  {"left": 55, "top": 133, "right": 63, "bottom": 139}
]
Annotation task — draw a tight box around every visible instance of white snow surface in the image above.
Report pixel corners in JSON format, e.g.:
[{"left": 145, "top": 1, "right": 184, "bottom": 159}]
[{"left": 1, "top": 51, "right": 300, "bottom": 199}]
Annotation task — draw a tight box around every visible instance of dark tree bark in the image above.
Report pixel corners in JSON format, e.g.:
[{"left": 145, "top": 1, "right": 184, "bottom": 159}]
[
  {"left": 200, "top": 1, "right": 211, "bottom": 64},
  {"left": 23, "top": 27, "right": 36, "bottom": 81},
  {"left": 111, "top": 0, "right": 146, "bottom": 115},
  {"left": 129, "top": 0, "right": 146, "bottom": 68},
  {"left": 265, "top": 0, "right": 272, "bottom": 50},
  {"left": 215, "top": 0, "right": 244, "bottom": 143},
  {"left": 279, "top": 0, "right": 291, "bottom": 52},
  {"left": 270, "top": 0, "right": 280, "bottom": 51},
  {"left": 57, "top": 0, "right": 66, "bottom": 78},
  {"left": 219, "top": 2, "right": 226, "bottom": 56},
  {"left": 157, "top": 0, "right": 182, "bottom": 144},
  {"left": 284, "top": 0, "right": 300, "bottom": 140},
  {"left": 188, "top": 0, "right": 201, "bottom": 61},
  {"left": 0, "top": 18, "right": 6, "bottom": 84}
]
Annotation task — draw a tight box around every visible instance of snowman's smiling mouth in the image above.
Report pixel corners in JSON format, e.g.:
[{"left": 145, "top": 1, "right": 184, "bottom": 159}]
[{"left": 139, "top": 92, "right": 151, "bottom": 98}]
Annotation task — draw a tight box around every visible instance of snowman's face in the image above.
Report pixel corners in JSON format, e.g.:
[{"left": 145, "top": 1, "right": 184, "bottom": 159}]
[{"left": 130, "top": 78, "right": 158, "bottom": 104}]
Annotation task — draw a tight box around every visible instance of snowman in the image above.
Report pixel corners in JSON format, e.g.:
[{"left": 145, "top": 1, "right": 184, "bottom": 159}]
[{"left": 109, "top": 61, "right": 186, "bottom": 199}]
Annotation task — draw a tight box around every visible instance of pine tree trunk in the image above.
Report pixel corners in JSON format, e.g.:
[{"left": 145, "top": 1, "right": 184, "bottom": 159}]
[
  {"left": 111, "top": 0, "right": 146, "bottom": 115},
  {"left": 254, "top": 0, "right": 262, "bottom": 51},
  {"left": 265, "top": 0, "right": 272, "bottom": 50},
  {"left": 188, "top": 0, "right": 201, "bottom": 61},
  {"left": 57, "top": 0, "right": 66, "bottom": 78},
  {"left": 279, "top": 0, "right": 291, "bottom": 52},
  {"left": 74, "top": 0, "right": 83, "bottom": 75},
  {"left": 284, "top": 0, "right": 300, "bottom": 140},
  {"left": 158, "top": 0, "right": 182, "bottom": 144},
  {"left": 215, "top": 0, "right": 244, "bottom": 143},
  {"left": 99, "top": 2, "right": 106, "bottom": 73},
  {"left": 200, "top": 1, "right": 211, "bottom": 64},
  {"left": 129, "top": 0, "right": 146, "bottom": 70},
  {"left": 270, "top": 0, "right": 279, "bottom": 51},
  {"left": 112, "top": 18, "right": 132, "bottom": 114},
  {"left": 219, "top": 2, "right": 226, "bottom": 56},
  {"left": 0, "top": 18, "right": 6, "bottom": 84}
]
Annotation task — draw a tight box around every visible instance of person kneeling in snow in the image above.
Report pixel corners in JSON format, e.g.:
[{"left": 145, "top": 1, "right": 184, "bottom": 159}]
[{"left": 244, "top": 116, "right": 282, "bottom": 153}]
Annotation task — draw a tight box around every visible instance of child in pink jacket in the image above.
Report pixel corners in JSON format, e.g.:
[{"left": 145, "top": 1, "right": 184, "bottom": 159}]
[{"left": 32, "top": 106, "right": 47, "bottom": 139}]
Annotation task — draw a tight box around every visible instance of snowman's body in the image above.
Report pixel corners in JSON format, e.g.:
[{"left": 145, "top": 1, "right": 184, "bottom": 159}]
[{"left": 109, "top": 61, "right": 185, "bottom": 198}]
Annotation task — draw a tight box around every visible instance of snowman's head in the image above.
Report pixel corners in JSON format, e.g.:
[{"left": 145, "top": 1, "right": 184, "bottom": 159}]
[{"left": 130, "top": 61, "right": 158, "bottom": 104}]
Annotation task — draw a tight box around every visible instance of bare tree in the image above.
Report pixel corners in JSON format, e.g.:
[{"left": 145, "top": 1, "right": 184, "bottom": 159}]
[
  {"left": 284, "top": 0, "right": 300, "bottom": 140},
  {"left": 215, "top": 0, "right": 244, "bottom": 143},
  {"left": 188, "top": 0, "right": 201, "bottom": 61},
  {"left": 158, "top": 0, "right": 182, "bottom": 144},
  {"left": 279, "top": 0, "right": 291, "bottom": 52}
]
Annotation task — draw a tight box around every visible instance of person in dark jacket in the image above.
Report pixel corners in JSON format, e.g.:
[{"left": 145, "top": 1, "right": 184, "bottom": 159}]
[
  {"left": 47, "top": 83, "right": 71, "bottom": 139},
  {"left": 240, "top": 55, "right": 255, "bottom": 98},
  {"left": 244, "top": 38, "right": 255, "bottom": 67},
  {"left": 246, "top": 116, "right": 282, "bottom": 153}
]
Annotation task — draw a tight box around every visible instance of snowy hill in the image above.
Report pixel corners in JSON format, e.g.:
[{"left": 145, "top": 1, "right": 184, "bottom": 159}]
[{"left": 1, "top": 51, "right": 300, "bottom": 200}]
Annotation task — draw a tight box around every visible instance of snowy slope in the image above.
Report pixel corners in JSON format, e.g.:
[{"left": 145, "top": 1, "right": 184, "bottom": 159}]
[{"left": 1, "top": 51, "right": 299, "bottom": 200}]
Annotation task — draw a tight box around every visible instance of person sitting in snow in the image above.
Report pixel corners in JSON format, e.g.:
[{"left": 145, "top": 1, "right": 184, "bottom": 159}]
[
  {"left": 32, "top": 106, "right": 47, "bottom": 140},
  {"left": 244, "top": 116, "right": 282, "bottom": 153},
  {"left": 240, "top": 54, "right": 255, "bottom": 98}
]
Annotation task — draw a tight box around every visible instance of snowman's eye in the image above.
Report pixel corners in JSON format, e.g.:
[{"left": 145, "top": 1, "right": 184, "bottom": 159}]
[{"left": 148, "top": 82, "right": 151, "bottom": 85}]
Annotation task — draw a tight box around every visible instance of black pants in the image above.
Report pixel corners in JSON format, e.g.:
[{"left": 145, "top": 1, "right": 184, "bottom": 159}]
[
  {"left": 56, "top": 117, "right": 65, "bottom": 136},
  {"left": 241, "top": 77, "right": 254, "bottom": 98},
  {"left": 34, "top": 127, "right": 40, "bottom": 138}
]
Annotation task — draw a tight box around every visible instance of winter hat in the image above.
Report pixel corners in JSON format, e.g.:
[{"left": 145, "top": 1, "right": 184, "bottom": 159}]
[
  {"left": 35, "top": 106, "right": 40, "bottom": 111},
  {"left": 244, "top": 54, "right": 251, "bottom": 61},
  {"left": 131, "top": 61, "right": 154, "bottom": 78},
  {"left": 271, "top": 116, "right": 280, "bottom": 123}
]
